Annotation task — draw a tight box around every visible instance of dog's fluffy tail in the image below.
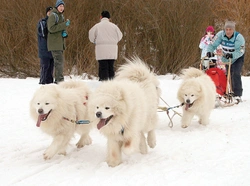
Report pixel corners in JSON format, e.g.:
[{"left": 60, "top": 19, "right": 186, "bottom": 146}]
[
  {"left": 115, "top": 56, "right": 155, "bottom": 83},
  {"left": 180, "top": 67, "right": 204, "bottom": 79},
  {"left": 115, "top": 56, "right": 161, "bottom": 98}
]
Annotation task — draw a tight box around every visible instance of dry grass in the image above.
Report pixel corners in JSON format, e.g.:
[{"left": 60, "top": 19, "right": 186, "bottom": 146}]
[{"left": 0, "top": 0, "right": 249, "bottom": 77}]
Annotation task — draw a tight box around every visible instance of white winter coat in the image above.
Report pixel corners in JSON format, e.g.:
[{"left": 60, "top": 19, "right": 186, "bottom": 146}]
[
  {"left": 199, "top": 34, "right": 214, "bottom": 58},
  {"left": 89, "top": 18, "right": 123, "bottom": 60}
]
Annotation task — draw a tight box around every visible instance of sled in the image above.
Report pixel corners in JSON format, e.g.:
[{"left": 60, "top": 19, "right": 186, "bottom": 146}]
[{"left": 201, "top": 57, "right": 236, "bottom": 107}]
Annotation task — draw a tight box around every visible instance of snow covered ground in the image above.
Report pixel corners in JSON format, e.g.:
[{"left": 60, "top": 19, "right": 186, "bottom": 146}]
[{"left": 0, "top": 75, "right": 250, "bottom": 186}]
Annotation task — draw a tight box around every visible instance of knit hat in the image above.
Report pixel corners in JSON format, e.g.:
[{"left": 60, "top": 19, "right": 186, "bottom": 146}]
[
  {"left": 101, "top": 11, "right": 110, "bottom": 19},
  {"left": 55, "top": 0, "right": 65, "bottom": 8},
  {"left": 206, "top": 26, "right": 214, "bottom": 33},
  {"left": 224, "top": 21, "right": 236, "bottom": 29},
  {"left": 46, "top": 6, "right": 53, "bottom": 14}
]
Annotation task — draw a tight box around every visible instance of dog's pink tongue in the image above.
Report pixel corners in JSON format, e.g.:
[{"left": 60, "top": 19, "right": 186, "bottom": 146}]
[
  {"left": 97, "top": 119, "right": 106, "bottom": 130},
  {"left": 36, "top": 114, "right": 46, "bottom": 127},
  {"left": 36, "top": 116, "right": 42, "bottom": 127},
  {"left": 185, "top": 104, "right": 190, "bottom": 110}
]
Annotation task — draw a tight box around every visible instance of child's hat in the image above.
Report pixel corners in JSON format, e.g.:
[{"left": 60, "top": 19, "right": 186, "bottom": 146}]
[{"left": 206, "top": 26, "right": 214, "bottom": 33}]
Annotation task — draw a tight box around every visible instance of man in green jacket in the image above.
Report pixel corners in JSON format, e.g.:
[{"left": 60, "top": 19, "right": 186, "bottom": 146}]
[{"left": 47, "top": 0, "right": 70, "bottom": 83}]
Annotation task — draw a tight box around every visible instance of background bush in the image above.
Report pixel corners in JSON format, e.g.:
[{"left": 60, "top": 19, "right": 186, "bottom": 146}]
[{"left": 0, "top": 0, "right": 249, "bottom": 78}]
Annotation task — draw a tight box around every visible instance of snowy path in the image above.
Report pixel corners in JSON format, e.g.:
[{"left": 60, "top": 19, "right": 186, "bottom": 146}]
[{"left": 0, "top": 77, "right": 250, "bottom": 186}]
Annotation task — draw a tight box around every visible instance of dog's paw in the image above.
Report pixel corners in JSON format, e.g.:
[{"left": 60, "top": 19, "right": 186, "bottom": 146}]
[
  {"left": 76, "top": 135, "right": 92, "bottom": 148},
  {"left": 76, "top": 142, "right": 84, "bottom": 148},
  {"left": 181, "top": 124, "right": 188, "bottom": 128},
  {"left": 58, "top": 151, "right": 66, "bottom": 156},
  {"left": 43, "top": 152, "right": 53, "bottom": 160},
  {"left": 107, "top": 159, "right": 122, "bottom": 167},
  {"left": 122, "top": 146, "right": 135, "bottom": 155},
  {"left": 43, "top": 148, "right": 57, "bottom": 160},
  {"left": 147, "top": 132, "right": 156, "bottom": 148},
  {"left": 147, "top": 139, "right": 156, "bottom": 148},
  {"left": 199, "top": 118, "right": 208, "bottom": 125}
]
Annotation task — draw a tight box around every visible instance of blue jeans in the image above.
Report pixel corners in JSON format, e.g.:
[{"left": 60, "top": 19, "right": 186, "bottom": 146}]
[
  {"left": 39, "top": 57, "right": 54, "bottom": 84},
  {"left": 226, "top": 54, "right": 244, "bottom": 97}
]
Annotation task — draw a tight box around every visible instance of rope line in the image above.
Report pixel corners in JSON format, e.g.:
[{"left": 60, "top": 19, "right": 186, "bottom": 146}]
[{"left": 158, "top": 97, "right": 183, "bottom": 128}]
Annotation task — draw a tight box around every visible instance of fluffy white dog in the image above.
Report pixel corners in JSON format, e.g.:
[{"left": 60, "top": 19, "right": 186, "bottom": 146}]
[
  {"left": 30, "top": 81, "right": 93, "bottom": 160},
  {"left": 177, "top": 67, "right": 216, "bottom": 128},
  {"left": 88, "top": 58, "right": 161, "bottom": 167}
]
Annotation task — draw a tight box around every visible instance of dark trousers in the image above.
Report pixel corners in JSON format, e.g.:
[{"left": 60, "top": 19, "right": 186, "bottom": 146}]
[
  {"left": 98, "top": 59, "right": 115, "bottom": 81},
  {"left": 39, "top": 58, "right": 54, "bottom": 84},
  {"left": 51, "top": 50, "right": 64, "bottom": 84},
  {"left": 226, "top": 54, "right": 244, "bottom": 97}
]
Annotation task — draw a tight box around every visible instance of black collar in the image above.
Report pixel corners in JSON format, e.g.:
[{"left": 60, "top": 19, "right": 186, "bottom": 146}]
[{"left": 224, "top": 31, "right": 234, "bottom": 40}]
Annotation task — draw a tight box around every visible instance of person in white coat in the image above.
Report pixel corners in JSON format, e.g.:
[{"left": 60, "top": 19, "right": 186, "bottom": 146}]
[{"left": 89, "top": 10, "right": 123, "bottom": 81}]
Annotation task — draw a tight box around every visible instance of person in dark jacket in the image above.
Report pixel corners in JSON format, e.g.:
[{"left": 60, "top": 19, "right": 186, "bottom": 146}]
[{"left": 37, "top": 6, "right": 54, "bottom": 84}]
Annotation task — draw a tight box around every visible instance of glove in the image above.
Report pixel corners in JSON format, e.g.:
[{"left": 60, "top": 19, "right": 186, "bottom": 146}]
[
  {"left": 206, "top": 52, "right": 214, "bottom": 58},
  {"left": 224, "top": 53, "right": 233, "bottom": 59},
  {"left": 62, "top": 30, "right": 68, "bottom": 38},
  {"left": 65, "top": 19, "right": 70, "bottom": 27}
]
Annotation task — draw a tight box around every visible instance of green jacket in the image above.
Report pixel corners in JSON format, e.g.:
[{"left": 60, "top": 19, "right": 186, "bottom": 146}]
[{"left": 47, "top": 8, "right": 67, "bottom": 51}]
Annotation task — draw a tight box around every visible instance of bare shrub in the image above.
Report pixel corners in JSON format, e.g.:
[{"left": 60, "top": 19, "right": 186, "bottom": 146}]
[
  {"left": 0, "top": 0, "right": 249, "bottom": 77},
  {"left": 212, "top": 0, "right": 250, "bottom": 75}
]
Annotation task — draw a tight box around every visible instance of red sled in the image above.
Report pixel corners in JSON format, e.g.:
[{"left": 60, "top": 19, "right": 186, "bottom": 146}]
[{"left": 206, "top": 68, "right": 227, "bottom": 96}]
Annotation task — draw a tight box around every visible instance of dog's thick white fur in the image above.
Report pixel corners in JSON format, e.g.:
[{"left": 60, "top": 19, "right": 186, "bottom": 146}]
[
  {"left": 30, "top": 81, "right": 93, "bottom": 160},
  {"left": 88, "top": 58, "right": 161, "bottom": 167},
  {"left": 177, "top": 67, "right": 216, "bottom": 128}
]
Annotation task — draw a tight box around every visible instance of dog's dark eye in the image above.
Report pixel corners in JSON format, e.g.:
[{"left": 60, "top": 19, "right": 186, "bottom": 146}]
[
  {"left": 37, "top": 103, "right": 40, "bottom": 105},
  {"left": 96, "top": 106, "right": 99, "bottom": 109},
  {"left": 185, "top": 94, "right": 187, "bottom": 96},
  {"left": 191, "top": 95, "right": 194, "bottom": 97},
  {"left": 45, "top": 103, "right": 49, "bottom": 105},
  {"left": 105, "top": 107, "right": 110, "bottom": 110}
]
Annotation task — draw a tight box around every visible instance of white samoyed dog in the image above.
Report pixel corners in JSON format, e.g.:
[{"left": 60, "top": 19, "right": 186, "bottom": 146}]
[
  {"left": 177, "top": 67, "right": 216, "bottom": 128},
  {"left": 88, "top": 57, "right": 161, "bottom": 167},
  {"left": 30, "top": 81, "right": 93, "bottom": 160}
]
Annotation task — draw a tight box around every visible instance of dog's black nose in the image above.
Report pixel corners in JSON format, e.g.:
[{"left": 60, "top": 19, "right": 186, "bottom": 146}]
[
  {"left": 186, "top": 99, "right": 190, "bottom": 104},
  {"left": 38, "top": 108, "right": 44, "bottom": 114},
  {"left": 96, "top": 111, "right": 102, "bottom": 118}
]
